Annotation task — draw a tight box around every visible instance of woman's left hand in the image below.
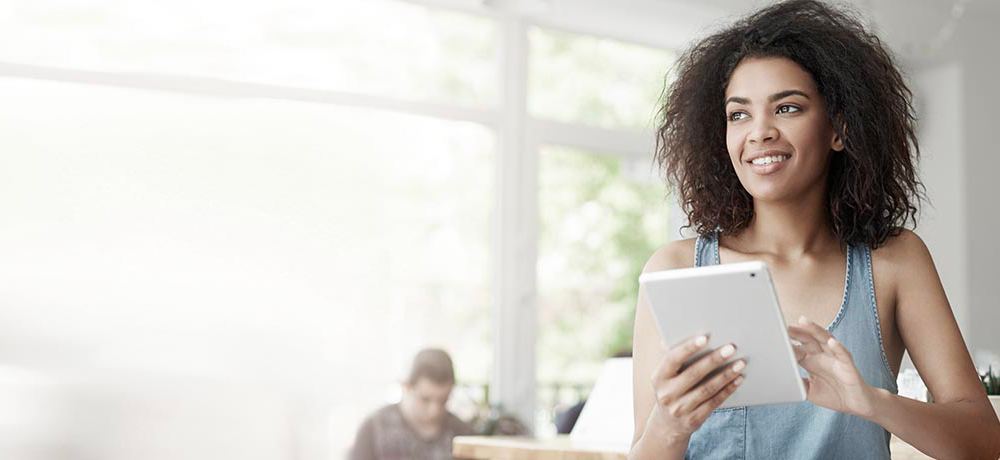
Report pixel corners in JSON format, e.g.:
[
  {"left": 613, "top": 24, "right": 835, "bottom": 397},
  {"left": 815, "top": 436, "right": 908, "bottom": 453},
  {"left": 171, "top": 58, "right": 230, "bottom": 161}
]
[{"left": 787, "top": 316, "right": 878, "bottom": 417}]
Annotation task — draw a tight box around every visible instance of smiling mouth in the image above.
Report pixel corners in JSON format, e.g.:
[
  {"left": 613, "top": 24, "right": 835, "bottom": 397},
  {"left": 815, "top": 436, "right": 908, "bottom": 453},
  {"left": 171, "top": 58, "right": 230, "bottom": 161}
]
[{"left": 746, "top": 154, "right": 792, "bottom": 165}]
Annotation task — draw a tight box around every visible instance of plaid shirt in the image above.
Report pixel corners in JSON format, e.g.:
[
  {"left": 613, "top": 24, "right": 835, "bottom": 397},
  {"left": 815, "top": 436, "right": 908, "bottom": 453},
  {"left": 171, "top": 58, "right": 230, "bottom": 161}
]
[{"left": 349, "top": 404, "right": 473, "bottom": 460}]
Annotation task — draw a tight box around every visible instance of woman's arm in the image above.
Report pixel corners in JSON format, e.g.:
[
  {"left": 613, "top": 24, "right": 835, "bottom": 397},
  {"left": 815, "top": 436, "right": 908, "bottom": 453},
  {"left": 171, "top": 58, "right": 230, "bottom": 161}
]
[
  {"left": 630, "top": 240, "right": 695, "bottom": 460},
  {"left": 788, "top": 230, "right": 1000, "bottom": 459},
  {"left": 630, "top": 239, "right": 747, "bottom": 460},
  {"left": 864, "top": 231, "right": 1000, "bottom": 459},
  {"left": 865, "top": 389, "right": 999, "bottom": 459}
]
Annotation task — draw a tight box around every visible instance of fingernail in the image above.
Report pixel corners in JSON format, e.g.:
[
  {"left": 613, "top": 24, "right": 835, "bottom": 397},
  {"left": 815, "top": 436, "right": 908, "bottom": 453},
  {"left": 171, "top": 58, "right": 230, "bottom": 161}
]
[
  {"left": 734, "top": 376, "right": 744, "bottom": 385},
  {"left": 733, "top": 360, "right": 746, "bottom": 372},
  {"left": 720, "top": 344, "right": 735, "bottom": 357},
  {"left": 695, "top": 335, "right": 707, "bottom": 346},
  {"left": 798, "top": 315, "right": 808, "bottom": 324}
]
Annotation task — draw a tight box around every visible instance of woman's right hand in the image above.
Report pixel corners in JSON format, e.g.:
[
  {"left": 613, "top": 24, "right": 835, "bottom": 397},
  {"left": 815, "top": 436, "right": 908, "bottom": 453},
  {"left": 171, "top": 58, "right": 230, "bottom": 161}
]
[{"left": 646, "top": 335, "right": 746, "bottom": 439}]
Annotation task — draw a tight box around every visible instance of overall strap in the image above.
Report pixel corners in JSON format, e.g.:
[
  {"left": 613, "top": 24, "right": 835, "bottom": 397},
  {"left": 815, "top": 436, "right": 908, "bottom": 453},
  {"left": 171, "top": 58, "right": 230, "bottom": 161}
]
[{"left": 694, "top": 230, "right": 720, "bottom": 267}]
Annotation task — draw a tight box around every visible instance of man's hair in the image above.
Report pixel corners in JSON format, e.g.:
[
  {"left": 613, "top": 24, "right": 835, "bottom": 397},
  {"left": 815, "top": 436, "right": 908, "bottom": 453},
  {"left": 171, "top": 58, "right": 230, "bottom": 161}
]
[
  {"left": 655, "top": 0, "right": 924, "bottom": 248},
  {"left": 406, "top": 348, "right": 455, "bottom": 386}
]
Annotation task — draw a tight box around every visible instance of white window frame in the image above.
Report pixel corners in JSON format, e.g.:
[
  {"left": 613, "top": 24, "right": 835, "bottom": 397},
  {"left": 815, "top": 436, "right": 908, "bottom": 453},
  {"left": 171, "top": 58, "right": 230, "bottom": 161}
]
[{"left": 485, "top": 1, "right": 706, "bottom": 430}]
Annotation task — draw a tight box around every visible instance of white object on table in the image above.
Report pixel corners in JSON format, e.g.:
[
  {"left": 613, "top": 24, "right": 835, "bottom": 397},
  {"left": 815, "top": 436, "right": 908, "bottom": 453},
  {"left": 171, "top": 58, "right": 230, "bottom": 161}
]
[{"left": 569, "top": 357, "right": 633, "bottom": 450}]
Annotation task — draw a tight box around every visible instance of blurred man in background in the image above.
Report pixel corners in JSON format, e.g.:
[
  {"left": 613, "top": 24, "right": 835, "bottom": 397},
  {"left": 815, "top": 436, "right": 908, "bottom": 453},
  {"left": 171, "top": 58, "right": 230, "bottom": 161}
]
[{"left": 349, "top": 348, "right": 472, "bottom": 460}]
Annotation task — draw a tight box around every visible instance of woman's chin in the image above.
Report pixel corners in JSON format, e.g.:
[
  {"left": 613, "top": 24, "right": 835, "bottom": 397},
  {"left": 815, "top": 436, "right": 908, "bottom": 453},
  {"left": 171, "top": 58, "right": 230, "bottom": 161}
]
[{"left": 745, "top": 185, "right": 794, "bottom": 203}]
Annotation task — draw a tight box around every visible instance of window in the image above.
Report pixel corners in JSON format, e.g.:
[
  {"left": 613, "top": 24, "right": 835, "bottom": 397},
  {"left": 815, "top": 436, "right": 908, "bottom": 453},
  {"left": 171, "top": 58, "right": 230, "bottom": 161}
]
[
  {"left": 0, "top": 0, "right": 680, "bottom": 456},
  {"left": 528, "top": 26, "right": 675, "bottom": 433},
  {"left": 536, "top": 145, "right": 669, "bottom": 433},
  {"left": 0, "top": 0, "right": 497, "bottom": 106},
  {"left": 0, "top": 1, "right": 496, "bottom": 457},
  {"left": 529, "top": 26, "right": 675, "bottom": 130},
  {"left": 0, "top": 75, "right": 495, "bottom": 456}
]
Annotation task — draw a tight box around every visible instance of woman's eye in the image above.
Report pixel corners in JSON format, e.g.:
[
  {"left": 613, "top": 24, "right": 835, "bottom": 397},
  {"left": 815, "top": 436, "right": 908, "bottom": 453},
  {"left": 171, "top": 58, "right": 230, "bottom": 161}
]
[
  {"left": 777, "top": 105, "right": 801, "bottom": 114},
  {"left": 728, "top": 111, "right": 747, "bottom": 121}
]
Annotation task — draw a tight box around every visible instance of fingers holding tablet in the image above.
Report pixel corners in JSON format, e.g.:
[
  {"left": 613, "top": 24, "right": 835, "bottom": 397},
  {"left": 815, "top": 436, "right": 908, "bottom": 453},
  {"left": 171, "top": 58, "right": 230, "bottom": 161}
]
[
  {"left": 792, "top": 342, "right": 807, "bottom": 362},
  {"left": 669, "top": 343, "right": 740, "bottom": 396},
  {"left": 655, "top": 334, "right": 709, "bottom": 378},
  {"left": 650, "top": 336, "right": 746, "bottom": 434},
  {"left": 786, "top": 326, "right": 825, "bottom": 355},
  {"left": 825, "top": 337, "right": 854, "bottom": 364},
  {"left": 675, "top": 359, "right": 746, "bottom": 416},
  {"left": 787, "top": 318, "right": 858, "bottom": 369}
]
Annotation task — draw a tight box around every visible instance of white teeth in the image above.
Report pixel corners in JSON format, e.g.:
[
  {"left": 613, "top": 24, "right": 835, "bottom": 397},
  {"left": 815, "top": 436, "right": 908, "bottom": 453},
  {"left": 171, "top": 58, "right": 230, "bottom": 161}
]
[{"left": 750, "top": 155, "right": 789, "bottom": 165}]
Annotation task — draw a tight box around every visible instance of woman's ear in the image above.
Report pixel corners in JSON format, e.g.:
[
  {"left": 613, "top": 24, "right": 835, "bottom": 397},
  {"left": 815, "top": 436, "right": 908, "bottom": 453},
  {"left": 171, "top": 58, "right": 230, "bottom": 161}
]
[
  {"left": 831, "top": 120, "right": 846, "bottom": 152},
  {"left": 831, "top": 133, "right": 844, "bottom": 152}
]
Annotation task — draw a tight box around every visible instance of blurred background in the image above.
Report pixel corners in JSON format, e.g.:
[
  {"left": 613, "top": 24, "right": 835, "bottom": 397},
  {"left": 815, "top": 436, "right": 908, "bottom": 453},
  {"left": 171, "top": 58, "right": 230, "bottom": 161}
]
[{"left": 0, "top": 0, "right": 996, "bottom": 458}]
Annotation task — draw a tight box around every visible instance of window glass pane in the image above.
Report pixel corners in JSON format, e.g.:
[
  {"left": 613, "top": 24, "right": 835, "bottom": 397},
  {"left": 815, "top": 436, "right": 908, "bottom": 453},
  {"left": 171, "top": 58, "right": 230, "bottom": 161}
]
[
  {"left": 0, "top": 0, "right": 497, "bottom": 107},
  {"left": 0, "top": 77, "right": 492, "bottom": 457},
  {"left": 536, "top": 145, "right": 668, "bottom": 434},
  {"left": 528, "top": 26, "right": 675, "bottom": 130}
]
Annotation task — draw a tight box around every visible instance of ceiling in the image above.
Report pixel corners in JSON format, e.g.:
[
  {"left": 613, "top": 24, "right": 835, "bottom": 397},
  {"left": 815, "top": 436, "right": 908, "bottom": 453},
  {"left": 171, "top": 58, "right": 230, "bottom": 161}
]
[
  {"left": 428, "top": 0, "right": 994, "bottom": 63},
  {"left": 602, "top": 0, "right": 992, "bottom": 63}
]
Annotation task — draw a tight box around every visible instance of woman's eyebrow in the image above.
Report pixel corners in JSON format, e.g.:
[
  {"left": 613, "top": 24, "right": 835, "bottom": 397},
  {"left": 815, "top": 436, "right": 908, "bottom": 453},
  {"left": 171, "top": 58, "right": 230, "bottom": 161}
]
[
  {"left": 769, "top": 89, "right": 810, "bottom": 102},
  {"left": 725, "top": 96, "right": 750, "bottom": 106},
  {"left": 725, "top": 89, "right": 811, "bottom": 106}
]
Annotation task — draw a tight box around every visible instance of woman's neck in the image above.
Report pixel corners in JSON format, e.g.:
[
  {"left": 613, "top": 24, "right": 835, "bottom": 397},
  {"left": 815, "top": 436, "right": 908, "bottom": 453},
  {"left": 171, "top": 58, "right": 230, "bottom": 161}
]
[{"left": 732, "top": 185, "right": 839, "bottom": 259}]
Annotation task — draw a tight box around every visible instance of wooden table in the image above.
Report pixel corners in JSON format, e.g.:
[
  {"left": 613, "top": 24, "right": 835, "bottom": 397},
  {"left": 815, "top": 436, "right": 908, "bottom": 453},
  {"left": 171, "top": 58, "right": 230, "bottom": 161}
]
[
  {"left": 454, "top": 436, "right": 627, "bottom": 460},
  {"left": 454, "top": 435, "right": 934, "bottom": 459}
]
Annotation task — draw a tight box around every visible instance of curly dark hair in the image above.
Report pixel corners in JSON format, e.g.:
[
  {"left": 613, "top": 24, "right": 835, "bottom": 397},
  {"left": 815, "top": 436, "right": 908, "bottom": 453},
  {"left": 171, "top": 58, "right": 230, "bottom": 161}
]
[{"left": 655, "top": 0, "right": 924, "bottom": 248}]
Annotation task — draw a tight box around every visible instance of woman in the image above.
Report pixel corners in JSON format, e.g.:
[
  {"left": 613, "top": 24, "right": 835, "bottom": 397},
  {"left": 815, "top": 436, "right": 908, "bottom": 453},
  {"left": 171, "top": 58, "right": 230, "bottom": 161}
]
[{"left": 630, "top": 1, "right": 1000, "bottom": 459}]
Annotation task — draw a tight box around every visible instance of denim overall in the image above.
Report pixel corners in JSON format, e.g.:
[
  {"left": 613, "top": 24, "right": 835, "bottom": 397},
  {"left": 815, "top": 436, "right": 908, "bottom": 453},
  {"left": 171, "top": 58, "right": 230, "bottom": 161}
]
[{"left": 685, "top": 231, "right": 898, "bottom": 459}]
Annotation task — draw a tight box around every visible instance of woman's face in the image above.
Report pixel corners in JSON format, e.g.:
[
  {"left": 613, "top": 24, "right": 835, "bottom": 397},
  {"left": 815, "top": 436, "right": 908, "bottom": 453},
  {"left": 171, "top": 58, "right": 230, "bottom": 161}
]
[{"left": 724, "top": 56, "right": 843, "bottom": 203}]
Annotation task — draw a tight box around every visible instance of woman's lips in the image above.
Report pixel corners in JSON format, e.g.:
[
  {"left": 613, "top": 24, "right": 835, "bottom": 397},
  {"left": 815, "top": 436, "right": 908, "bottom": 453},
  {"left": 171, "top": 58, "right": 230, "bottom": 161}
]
[{"left": 746, "top": 157, "right": 790, "bottom": 175}]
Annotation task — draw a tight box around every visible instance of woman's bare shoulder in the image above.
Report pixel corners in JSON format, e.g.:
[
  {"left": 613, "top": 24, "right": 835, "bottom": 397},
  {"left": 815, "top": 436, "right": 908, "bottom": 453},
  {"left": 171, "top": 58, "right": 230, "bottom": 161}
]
[
  {"left": 870, "top": 228, "right": 936, "bottom": 296},
  {"left": 643, "top": 237, "right": 698, "bottom": 273},
  {"left": 870, "top": 228, "right": 933, "bottom": 269}
]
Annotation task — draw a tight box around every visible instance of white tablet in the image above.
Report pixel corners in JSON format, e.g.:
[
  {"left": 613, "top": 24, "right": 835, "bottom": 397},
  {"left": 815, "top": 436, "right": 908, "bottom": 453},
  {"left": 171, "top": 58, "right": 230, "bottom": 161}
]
[{"left": 638, "top": 261, "right": 807, "bottom": 408}]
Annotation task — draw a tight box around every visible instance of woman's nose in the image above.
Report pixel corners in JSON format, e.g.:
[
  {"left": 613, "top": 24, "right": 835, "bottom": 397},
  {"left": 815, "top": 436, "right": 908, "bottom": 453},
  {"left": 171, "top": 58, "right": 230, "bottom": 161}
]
[{"left": 748, "top": 117, "right": 779, "bottom": 144}]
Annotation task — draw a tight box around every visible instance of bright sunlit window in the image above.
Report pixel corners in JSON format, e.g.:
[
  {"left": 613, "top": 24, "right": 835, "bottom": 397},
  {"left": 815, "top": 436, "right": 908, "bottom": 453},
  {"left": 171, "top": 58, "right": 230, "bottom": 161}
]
[
  {"left": 529, "top": 26, "right": 674, "bottom": 433},
  {"left": 0, "top": 0, "right": 676, "bottom": 457},
  {"left": 536, "top": 145, "right": 669, "bottom": 432},
  {"left": 0, "top": 0, "right": 497, "bottom": 106},
  {"left": 0, "top": 75, "right": 494, "bottom": 456},
  {"left": 528, "top": 25, "right": 675, "bottom": 130}
]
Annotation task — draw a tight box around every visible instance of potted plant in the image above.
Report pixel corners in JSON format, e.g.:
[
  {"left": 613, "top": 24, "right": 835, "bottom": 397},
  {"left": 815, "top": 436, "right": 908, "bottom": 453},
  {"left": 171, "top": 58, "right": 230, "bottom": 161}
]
[{"left": 981, "top": 365, "right": 1000, "bottom": 419}]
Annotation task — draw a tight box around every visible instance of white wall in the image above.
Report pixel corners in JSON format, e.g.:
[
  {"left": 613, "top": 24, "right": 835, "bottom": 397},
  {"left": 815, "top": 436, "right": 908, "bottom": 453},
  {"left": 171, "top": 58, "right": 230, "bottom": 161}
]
[
  {"left": 957, "top": 9, "right": 1000, "bottom": 365},
  {"left": 912, "top": 62, "right": 967, "bottom": 339},
  {"left": 909, "top": 3, "right": 1000, "bottom": 369}
]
